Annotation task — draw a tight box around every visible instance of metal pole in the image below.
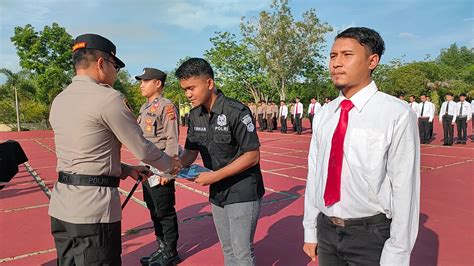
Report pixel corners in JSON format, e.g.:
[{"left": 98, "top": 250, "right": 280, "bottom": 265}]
[{"left": 14, "top": 86, "right": 20, "bottom": 132}]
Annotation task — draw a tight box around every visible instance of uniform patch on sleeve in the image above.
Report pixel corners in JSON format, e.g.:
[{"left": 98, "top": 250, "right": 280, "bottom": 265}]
[
  {"left": 241, "top": 114, "right": 255, "bottom": 132},
  {"left": 165, "top": 105, "right": 176, "bottom": 120}
]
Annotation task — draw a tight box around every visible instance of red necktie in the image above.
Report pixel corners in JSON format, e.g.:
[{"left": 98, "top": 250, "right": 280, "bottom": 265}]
[
  {"left": 324, "top": 99, "right": 354, "bottom": 206},
  {"left": 311, "top": 104, "right": 315, "bottom": 115}
]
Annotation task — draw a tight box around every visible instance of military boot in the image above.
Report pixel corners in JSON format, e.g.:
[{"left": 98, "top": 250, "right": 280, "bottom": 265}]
[
  {"left": 140, "top": 239, "right": 165, "bottom": 265},
  {"left": 148, "top": 243, "right": 180, "bottom": 266}
]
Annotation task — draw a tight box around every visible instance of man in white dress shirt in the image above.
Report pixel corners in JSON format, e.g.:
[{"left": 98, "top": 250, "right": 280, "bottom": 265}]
[
  {"left": 426, "top": 96, "right": 436, "bottom": 140},
  {"left": 279, "top": 100, "right": 288, "bottom": 134},
  {"left": 409, "top": 95, "right": 419, "bottom": 115},
  {"left": 303, "top": 27, "right": 420, "bottom": 266},
  {"left": 439, "top": 92, "right": 457, "bottom": 146},
  {"left": 308, "top": 98, "right": 322, "bottom": 133},
  {"left": 455, "top": 93, "right": 471, "bottom": 144},
  {"left": 417, "top": 93, "right": 435, "bottom": 144},
  {"left": 293, "top": 97, "right": 304, "bottom": 135}
]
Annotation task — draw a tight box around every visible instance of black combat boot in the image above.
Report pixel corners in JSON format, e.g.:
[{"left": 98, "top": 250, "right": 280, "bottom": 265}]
[
  {"left": 148, "top": 242, "right": 180, "bottom": 266},
  {"left": 140, "top": 239, "right": 165, "bottom": 265}
]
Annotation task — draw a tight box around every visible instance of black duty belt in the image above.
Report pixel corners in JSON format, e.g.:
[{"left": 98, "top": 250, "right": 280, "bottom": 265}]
[
  {"left": 58, "top": 172, "right": 120, "bottom": 187},
  {"left": 323, "top": 213, "right": 389, "bottom": 228}
]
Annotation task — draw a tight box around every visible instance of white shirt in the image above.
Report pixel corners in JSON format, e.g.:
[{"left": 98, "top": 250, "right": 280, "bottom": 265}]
[
  {"left": 457, "top": 101, "right": 472, "bottom": 121},
  {"left": 409, "top": 101, "right": 419, "bottom": 117},
  {"left": 303, "top": 81, "right": 420, "bottom": 266},
  {"left": 279, "top": 105, "right": 288, "bottom": 118},
  {"left": 307, "top": 102, "right": 322, "bottom": 115},
  {"left": 426, "top": 101, "right": 436, "bottom": 118},
  {"left": 293, "top": 102, "right": 304, "bottom": 118},
  {"left": 417, "top": 101, "right": 434, "bottom": 122},
  {"left": 438, "top": 101, "right": 457, "bottom": 123},
  {"left": 471, "top": 100, "right": 474, "bottom": 113}
]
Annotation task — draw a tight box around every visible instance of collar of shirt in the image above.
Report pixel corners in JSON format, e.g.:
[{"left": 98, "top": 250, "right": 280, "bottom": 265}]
[
  {"left": 73, "top": 75, "right": 99, "bottom": 84},
  {"left": 199, "top": 89, "right": 225, "bottom": 116},
  {"left": 334, "top": 80, "right": 378, "bottom": 113}
]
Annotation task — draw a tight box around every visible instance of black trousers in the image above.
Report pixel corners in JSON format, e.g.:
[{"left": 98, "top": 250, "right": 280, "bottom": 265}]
[
  {"left": 418, "top": 118, "right": 430, "bottom": 143},
  {"left": 317, "top": 213, "right": 391, "bottom": 266},
  {"left": 142, "top": 180, "right": 179, "bottom": 251},
  {"left": 257, "top": 114, "right": 265, "bottom": 131},
  {"left": 280, "top": 116, "right": 287, "bottom": 133},
  {"left": 442, "top": 115, "right": 454, "bottom": 145},
  {"left": 429, "top": 121, "right": 434, "bottom": 139},
  {"left": 456, "top": 117, "right": 467, "bottom": 142},
  {"left": 309, "top": 114, "right": 315, "bottom": 132},
  {"left": 295, "top": 115, "right": 302, "bottom": 134},
  {"left": 272, "top": 116, "right": 278, "bottom": 130},
  {"left": 51, "top": 217, "right": 121, "bottom": 266}
]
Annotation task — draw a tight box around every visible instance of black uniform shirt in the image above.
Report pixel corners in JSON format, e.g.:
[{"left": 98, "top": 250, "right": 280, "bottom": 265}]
[{"left": 185, "top": 90, "right": 265, "bottom": 207}]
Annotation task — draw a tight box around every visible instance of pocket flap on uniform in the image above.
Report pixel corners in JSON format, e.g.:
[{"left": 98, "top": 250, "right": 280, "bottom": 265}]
[{"left": 213, "top": 134, "right": 231, "bottom": 144}]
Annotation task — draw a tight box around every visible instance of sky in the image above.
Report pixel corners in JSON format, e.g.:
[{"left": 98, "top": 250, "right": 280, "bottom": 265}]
[{"left": 0, "top": 0, "right": 473, "bottom": 84}]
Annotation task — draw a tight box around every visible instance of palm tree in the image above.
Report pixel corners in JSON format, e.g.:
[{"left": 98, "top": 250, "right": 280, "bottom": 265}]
[{"left": 0, "top": 68, "right": 31, "bottom": 131}]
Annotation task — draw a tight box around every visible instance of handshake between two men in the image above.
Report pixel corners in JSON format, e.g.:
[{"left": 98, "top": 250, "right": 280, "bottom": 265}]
[{"left": 120, "top": 148, "right": 209, "bottom": 187}]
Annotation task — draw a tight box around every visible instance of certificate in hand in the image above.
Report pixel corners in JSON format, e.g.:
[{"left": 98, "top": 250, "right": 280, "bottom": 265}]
[{"left": 177, "top": 164, "right": 211, "bottom": 179}]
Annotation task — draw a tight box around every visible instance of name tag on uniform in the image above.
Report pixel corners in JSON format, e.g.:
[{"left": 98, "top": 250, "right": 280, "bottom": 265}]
[{"left": 194, "top": 126, "right": 207, "bottom": 132}]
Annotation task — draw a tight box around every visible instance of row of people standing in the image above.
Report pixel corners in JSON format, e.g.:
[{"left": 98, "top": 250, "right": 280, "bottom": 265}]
[
  {"left": 403, "top": 93, "right": 472, "bottom": 145},
  {"left": 247, "top": 97, "right": 331, "bottom": 135}
]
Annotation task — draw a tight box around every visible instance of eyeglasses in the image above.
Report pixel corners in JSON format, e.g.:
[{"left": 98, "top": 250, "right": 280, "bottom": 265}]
[{"left": 102, "top": 57, "right": 121, "bottom": 73}]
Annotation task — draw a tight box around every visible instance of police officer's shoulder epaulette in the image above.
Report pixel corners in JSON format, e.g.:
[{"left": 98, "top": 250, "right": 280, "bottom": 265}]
[{"left": 226, "top": 97, "right": 246, "bottom": 111}]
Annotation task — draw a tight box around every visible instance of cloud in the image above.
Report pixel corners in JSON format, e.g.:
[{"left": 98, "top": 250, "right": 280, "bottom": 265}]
[
  {"left": 399, "top": 32, "right": 418, "bottom": 40},
  {"left": 463, "top": 17, "right": 474, "bottom": 22},
  {"left": 158, "top": 0, "right": 270, "bottom": 31}
]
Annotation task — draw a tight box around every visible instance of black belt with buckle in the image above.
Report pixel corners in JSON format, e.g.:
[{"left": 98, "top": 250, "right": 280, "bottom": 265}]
[
  {"left": 324, "top": 213, "right": 389, "bottom": 228},
  {"left": 58, "top": 172, "right": 120, "bottom": 187}
]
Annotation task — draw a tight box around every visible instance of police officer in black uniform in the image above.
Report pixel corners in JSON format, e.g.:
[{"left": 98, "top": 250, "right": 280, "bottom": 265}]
[{"left": 177, "top": 58, "right": 265, "bottom": 265}]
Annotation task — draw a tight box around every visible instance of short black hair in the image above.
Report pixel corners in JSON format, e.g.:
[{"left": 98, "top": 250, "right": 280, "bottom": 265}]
[
  {"left": 460, "top": 93, "right": 467, "bottom": 97},
  {"left": 73, "top": 49, "right": 109, "bottom": 69},
  {"left": 336, "top": 27, "right": 385, "bottom": 59},
  {"left": 410, "top": 95, "right": 416, "bottom": 98},
  {"left": 446, "top": 92, "right": 453, "bottom": 96},
  {"left": 420, "top": 93, "right": 428, "bottom": 97},
  {"left": 175, "top": 58, "right": 214, "bottom": 80}
]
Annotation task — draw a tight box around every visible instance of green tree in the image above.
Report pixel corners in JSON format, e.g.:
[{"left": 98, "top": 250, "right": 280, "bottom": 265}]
[
  {"left": 0, "top": 68, "right": 49, "bottom": 127},
  {"left": 205, "top": 32, "right": 270, "bottom": 102},
  {"left": 10, "top": 23, "right": 74, "bottom": 106},
  {"left": 113, "top": 70, "right": 143, "bottom": 115},
  {"left": 437, "top": 43, "right": 474, "bottom": 70},
  {"left": 241, "top": 0, "right": 332, "bottom": 100}
]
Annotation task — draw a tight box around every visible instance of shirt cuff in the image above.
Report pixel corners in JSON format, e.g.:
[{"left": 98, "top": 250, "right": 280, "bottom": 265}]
[
  {"left": 303, "top": 228, "right": 318, "bottom": 244},
  {"left": 380, "top": 248, "right": 411, "bottom": 266}
]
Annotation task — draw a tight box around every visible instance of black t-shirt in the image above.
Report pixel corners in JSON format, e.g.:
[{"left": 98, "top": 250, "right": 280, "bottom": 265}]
[{"left": 185, "top": 90, "right": 265, "bottom": 207}]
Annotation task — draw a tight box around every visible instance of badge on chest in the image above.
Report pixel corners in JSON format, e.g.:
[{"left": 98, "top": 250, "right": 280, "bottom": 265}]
[{"left": 215, "top": 114, "right": 229, "bottom": 131}]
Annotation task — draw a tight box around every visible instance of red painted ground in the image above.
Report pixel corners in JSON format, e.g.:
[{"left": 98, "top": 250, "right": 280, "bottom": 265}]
[{"left": 1, "top": 118, "right": 473, "bottom": 266}]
